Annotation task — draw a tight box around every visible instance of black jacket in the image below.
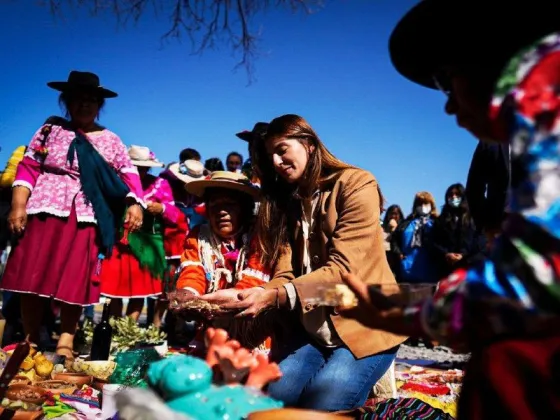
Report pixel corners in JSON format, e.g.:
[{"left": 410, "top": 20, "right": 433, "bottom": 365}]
[
  {"left": 465, "top": 142, "right": 510, "bottom": 232},
  {"left": 431, "top": 211, "right": 480, "bottom": 277}
]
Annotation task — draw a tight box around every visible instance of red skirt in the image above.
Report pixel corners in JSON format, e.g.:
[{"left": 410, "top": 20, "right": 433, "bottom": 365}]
[
  {"left": 163, "top": 212, "right": 188, "bottom": 259},
  {"left": 1, "top": 207, "right": 101, "bottom": 306},
  {"left": 100, "top": 241, "right": 162, "bottom": 298}
]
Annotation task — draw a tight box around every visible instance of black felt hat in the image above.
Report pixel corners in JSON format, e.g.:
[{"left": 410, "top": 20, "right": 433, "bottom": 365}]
[
  {"left": 47, "top": 71, "right": 118, "bottom": 98},
  {"left": 235, "top": 122, "right": 269, "bottom": 142},
  {"left": 389, "top": 0, "right": 560, "bottom": 90}
]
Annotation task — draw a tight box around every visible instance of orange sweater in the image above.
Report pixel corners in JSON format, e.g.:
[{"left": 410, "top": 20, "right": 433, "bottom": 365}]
[{"left": 177, "top": 225, "right": 270, "bottom": 295}]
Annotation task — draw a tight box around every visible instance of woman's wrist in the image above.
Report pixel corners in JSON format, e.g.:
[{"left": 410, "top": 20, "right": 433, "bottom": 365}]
[
  {"left": 11, "top": 186, "right": 31, "bottom": 208},
  {"left": 11, "top": 202, "right": 27, "bottom": 211},
  {"left": 274, "top": 287, "right": 288, "bottom": 308},
  {"left": 125, "top": 196, "right": 144, "bottom": 208}
]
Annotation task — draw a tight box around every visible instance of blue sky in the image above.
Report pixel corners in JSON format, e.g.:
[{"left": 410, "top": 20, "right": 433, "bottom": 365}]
[{"left": 0, "top": 0, "right": 477, "bottom": 214}]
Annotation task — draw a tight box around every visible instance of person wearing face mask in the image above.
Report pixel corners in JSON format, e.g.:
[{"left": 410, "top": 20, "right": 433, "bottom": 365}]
[
  {"left": 431, "top": 183, "right": 479, "bottom": 278},
  {"left": 390, "top": 192, "right": 439, "bottom": 284}
]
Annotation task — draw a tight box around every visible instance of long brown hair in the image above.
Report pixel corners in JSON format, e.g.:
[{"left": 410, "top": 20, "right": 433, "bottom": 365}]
[{"left": 254, "top": 114, "right": 354, "bottom": 265}]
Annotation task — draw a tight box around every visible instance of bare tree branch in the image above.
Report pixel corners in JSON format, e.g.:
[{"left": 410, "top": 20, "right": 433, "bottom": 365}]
[{"left": 39, "top": 0, "right": 323, "bottom": 83}]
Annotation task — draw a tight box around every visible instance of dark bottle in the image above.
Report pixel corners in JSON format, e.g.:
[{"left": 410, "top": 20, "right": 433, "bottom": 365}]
[{"left": 90, "top": 301, "right": 113, "bottom": 361}]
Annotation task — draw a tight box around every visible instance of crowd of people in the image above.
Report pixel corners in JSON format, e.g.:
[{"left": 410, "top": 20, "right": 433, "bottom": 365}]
[
  {"left": 0, "top": 0, "right": 559, "bottom": 417},
  {"left": 383, "top": 185, "right": 482, "bottom": 285}
]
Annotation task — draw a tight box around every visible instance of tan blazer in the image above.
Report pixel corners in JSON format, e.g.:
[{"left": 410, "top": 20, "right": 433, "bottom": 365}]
[{"left": 266, "top": 168, "right": 406, "bottom": 359}]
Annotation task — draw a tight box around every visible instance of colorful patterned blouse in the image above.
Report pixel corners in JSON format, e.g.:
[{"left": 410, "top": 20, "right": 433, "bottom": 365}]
[
  {"left": 409, "top": 33, "right": 560, "bottom": 347},
  {"left": 177, "top": 224, "right": 270, "bottom": 295},
  {"left": 13, "top": 123, "right": 144, "bottom": 223}
]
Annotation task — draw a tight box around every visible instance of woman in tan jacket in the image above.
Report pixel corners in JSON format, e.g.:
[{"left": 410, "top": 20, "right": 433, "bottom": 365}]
[{"left": 202, "top": 114, "right": 404, "bottom": 411}]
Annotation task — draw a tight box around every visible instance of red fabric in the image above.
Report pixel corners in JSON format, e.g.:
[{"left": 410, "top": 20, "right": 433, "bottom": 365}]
[
  {"left": 458, "top": 321, "right": 560, "bottom": 420},
  {"left": 164, "top": 211, "right": 189, "bottom": 259},
  {"left": 401, "top": 381, "right": 450, "bottom": 396},
  {"left": 194, "top": 203, "right": 206, "bottom": 217},
  {"left": 1, "top": 207, "right": 101, "bottom": 306},
  {"left": 100, "top": 240, "right": 162, "bottom": 298}
]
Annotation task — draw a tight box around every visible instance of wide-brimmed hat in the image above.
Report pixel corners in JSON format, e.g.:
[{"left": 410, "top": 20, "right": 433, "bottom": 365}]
[
  {"left": 389, "top": 0, "right": 559, "bottom": 90},
  {"left": 236, "top": 122, "right": 269, "bottom": 143},
  {"left": 186, "top": 171, "right": 259, "bottom": 199},
  {"left": 128, "top": 145, "right": 164, "bottom": 168},
  {"left": 47, "top": 71, "right": 118, "bottom": 98},
  {"left": 168, "top": 159, "right": 205, "bottom": 184}
]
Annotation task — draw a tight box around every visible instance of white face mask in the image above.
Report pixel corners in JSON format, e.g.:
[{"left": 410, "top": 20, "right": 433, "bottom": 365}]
[{"left": 416, "top": 204, "right": 432, "bottom": 216}]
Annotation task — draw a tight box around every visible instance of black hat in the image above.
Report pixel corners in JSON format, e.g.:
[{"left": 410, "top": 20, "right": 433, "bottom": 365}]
[
  {"left": 389, "top": 0, "right": 560, "bottom": 90},
  {"left": 235, "top": 122, "right": 269, "bottom": 142},
  {"left": 47, "top": 71, "right": 118, "bottom": 98}
]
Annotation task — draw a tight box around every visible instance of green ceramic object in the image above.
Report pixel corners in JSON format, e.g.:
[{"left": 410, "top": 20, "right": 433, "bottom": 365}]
[
  {"left": 110, "top": 348, "right": 161, "bottom": 388},
  {"left": 147, "top": 355, "right": 283, "bottom": 420}
]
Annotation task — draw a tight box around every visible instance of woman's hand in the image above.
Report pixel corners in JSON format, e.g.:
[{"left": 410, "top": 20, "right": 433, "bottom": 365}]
[
  {"left": 337, "top": 274, "right": 383, "bottom": 330},
  {"left": 220, "top": 288, "right": 278, "bottom": 318},
  {"left": 338, "top": 274, "right": 420, "bottom": 337},
  {"left": 8, "top": 205, "right": 27, "bottom": 236},
  {"left": 124, "top": 204, "right": 143, "bottom": 232},
  {"left": 146, "top": 201, "right": 164, "bottom": 215},
  {"left": 200, "top": 289, "right": 242, "bottom": 306}
]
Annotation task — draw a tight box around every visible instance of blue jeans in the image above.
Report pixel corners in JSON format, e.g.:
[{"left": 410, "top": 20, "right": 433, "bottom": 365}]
[{"left": 268, "top": 336, "right": 397, "bottom": 411}]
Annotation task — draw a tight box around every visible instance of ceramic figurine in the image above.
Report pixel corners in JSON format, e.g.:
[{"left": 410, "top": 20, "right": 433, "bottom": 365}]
[
  {"left": 203, "top": 328, "right": 282, "bottom": 389},
  {"left": 145, "top": 328, "right": 283, "bottom": 420}
]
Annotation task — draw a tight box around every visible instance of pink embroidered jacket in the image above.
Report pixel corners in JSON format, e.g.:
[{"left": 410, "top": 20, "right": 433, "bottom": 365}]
[
  {"left": 13, "top": 124, "right": 144, "bottom": 223},
  {"left": 142, "top": 174, "right": 180, "bottom": 225}
]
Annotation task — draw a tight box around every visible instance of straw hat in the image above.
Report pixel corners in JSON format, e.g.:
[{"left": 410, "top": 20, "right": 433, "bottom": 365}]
[
  {"left": 168, "top": 159, "right": 205, "bottom": 184},
  {"left": 186, "top": 171, "right": 260, "bottom": 199},
  {"left": 128, "top": 145, "right": 164, "bottom": 168}
]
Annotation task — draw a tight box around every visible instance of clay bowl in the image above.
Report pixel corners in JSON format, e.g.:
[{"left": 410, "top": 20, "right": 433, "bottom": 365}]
[
  {"left": 0, "top": 407, "right": 43, "bottom": 420},
  {"left": 10, "top": 376, "right": 32, "bottom": 386},
  {"left": 52, "top": 372, "right": 93, "bottom": 386},
  {"left": 69, "top": 360, "right": 117, "bottom": 381},
  {"left": 35, "top": 380, "right": 77, "bottom": 395},
  {"left": 5, "top": 384, "right": 47, "bottom": 405}
]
